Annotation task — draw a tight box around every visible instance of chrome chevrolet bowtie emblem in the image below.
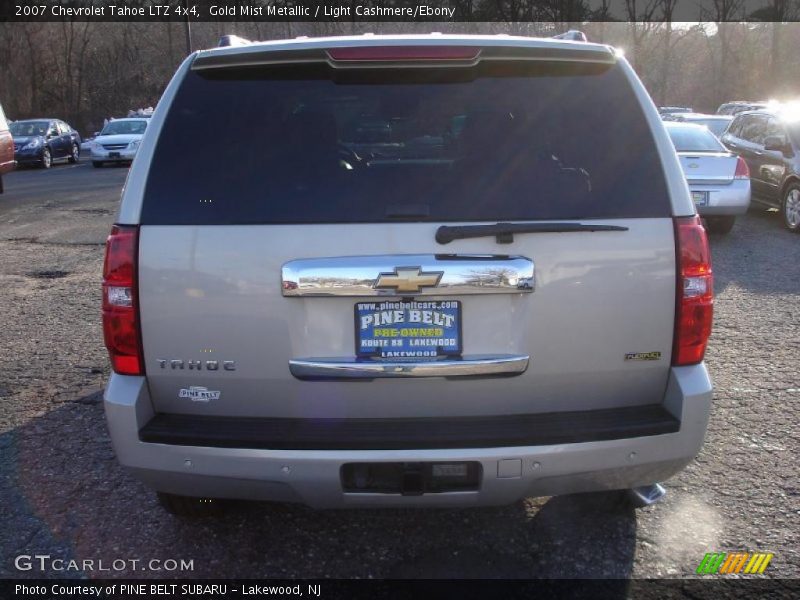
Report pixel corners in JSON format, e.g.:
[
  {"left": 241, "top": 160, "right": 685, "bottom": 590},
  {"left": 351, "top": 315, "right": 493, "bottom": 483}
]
[{"left": 374, "top": 267, "right": 443, "bottom": 294}]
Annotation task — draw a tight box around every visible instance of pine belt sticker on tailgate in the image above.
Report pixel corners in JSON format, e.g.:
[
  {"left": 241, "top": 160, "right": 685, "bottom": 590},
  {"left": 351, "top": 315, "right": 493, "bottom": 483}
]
[
  {"left": 355, "top": 300, "right": 462, "bottom": 359},
  {"left": 625, "top": 351, "right": 662, "bottom": 361},
  {"left": 179, "top": 386, "right": 221, "bottom": 402}
]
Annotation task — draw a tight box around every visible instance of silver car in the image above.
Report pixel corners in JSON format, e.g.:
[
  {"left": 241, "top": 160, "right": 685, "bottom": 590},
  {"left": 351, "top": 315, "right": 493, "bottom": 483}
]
[
  {"left": 102, "top": 34, "right": 714, "bottom": 516},
  {"left": 665, "top": 121, "right": 751, "bottom": 234},
  {"left": 91, "top": 118, "right": 148, "bottom": 167}
]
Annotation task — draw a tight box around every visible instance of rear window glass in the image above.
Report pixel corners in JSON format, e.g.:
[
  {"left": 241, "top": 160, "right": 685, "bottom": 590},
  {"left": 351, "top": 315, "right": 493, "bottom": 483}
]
[
  {"left": 10, "top": 121, "right": 49, "bottom": 137},
  {"left": 101, "top": 120, "right": 147, "bottom": 135},
  {"left": 142, "top": 60, "right": 670, "bottom": 224},
  {"left": 667, "top": 126, "right": 725, "bottom": 152}
]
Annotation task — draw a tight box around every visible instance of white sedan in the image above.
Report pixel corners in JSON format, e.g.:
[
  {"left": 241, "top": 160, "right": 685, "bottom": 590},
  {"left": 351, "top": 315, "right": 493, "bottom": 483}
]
[
  {"left": 665, "top": 121, "right": 751, "bottom": 234},
  {"left": 91, "top": 118, "right": 148, "bottom": 167}
]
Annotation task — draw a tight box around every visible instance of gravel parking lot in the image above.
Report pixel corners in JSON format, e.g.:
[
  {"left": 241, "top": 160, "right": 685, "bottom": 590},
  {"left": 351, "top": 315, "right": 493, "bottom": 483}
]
[{"left": 0, "top": 160, "right": 797, "bottom": 580}]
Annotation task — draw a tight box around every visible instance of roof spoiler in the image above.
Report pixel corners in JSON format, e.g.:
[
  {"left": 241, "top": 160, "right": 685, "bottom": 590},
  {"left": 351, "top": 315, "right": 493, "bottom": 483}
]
[
  {"left": 218, "top": 32, "right": 587, "bottom": 49},
  {"left": 195, "top": 36, "right": 616, "bottom": 71},
  {"left": 218, "top": 35, "right": 252, "bottom": 48},
  {"left": 553, "top": 30, "right": 588, "bottom": 42}
]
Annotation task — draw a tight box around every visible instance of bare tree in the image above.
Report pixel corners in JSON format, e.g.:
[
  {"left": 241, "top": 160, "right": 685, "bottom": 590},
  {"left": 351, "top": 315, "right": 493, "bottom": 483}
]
[
  {"left": 749, "top": 0, "right": 800, "bottom": 95},
  {"left": 624, "top": 0, "right": 660, "bottom": 73},
  {"left": 654, "top": 1, "right": 696, "bottom": 105},
  {"left": 701, "top": 0, "right": 745, "bottom": 102},
  {"left": 1, "top": 19, "right": 800, "bottom": 133}
]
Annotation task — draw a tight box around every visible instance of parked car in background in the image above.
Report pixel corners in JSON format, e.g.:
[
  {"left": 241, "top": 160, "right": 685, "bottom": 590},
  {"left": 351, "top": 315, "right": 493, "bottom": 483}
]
[
  {"left": 665, "top": 121, "right": 750, "bottom": 234},
  {"left": 103, "top": 34, "right": 714, "bottom": 516},
  {"left": 667, "top": 113, "right": 733, "bottom": 138},
  {"left": 91, "top": 118, "right": 148, "bottom": 167},
  {"left": 716, "top": 101, "right": 771, "bottom": 116},
  {"left": 659, "top": 106, "right": 693, "bottom": 115},
  {"left": 721, "top": 109, "right": 800, "bottom": 232},
  {"left": 0, "top": 101, "right": 14, "bottom": 192},
  {"left": 9, "top": 118, "right": 81, "bottom": 168}
]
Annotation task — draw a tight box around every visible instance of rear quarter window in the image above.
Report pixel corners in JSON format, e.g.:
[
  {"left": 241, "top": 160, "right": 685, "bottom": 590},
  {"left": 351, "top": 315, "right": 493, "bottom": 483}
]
[{"left": 142, "top": 58, "right": 671, "bottom": 225}]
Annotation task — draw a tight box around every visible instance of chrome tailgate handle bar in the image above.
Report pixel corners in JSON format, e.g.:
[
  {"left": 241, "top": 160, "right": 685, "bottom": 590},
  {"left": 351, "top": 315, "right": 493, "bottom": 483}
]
[
  {"left": 282, "top": 254, "right": 534, "bottom": 297},
  {"left": 289, "top": 354, "right": 529, "bottom": 380}
]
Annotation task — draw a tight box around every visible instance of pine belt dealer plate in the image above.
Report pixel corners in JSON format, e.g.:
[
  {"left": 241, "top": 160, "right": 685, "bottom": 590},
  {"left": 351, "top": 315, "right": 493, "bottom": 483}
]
[
  {"left": 355, "top": 300, "right": 462, "bottom": 359},
  {"left": 692, "top": 190, "right": 709, "bottom": 206}
]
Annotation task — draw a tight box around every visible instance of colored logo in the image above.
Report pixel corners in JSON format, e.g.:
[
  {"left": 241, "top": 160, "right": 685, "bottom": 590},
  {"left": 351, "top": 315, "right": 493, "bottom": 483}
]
[{"left": 696, "top": 552, "right": 773, "bottom": 574}]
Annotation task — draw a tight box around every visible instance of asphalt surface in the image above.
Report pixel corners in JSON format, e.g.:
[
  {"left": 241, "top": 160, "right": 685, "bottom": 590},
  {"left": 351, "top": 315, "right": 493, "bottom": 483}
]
[{"left": 0, "top": 160, "right": 798, "bottom": 580}]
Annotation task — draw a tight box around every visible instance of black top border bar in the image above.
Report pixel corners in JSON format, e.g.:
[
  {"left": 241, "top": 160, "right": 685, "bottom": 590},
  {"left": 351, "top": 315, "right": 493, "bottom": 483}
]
[{"left": 1, "top": 0, "right": 799, "bottom": 23}]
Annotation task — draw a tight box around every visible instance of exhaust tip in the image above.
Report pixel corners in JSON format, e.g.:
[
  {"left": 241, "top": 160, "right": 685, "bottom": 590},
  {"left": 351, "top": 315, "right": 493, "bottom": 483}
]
[{"left": 626, "top": 483, "right": 666, "bottom": 508}]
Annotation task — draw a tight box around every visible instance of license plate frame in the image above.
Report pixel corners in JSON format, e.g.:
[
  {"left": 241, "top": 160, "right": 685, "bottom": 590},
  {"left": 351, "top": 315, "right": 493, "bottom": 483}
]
[
  {"left": 691, "top": 191, "right": 709, "bottom": 207},
  {"left": 354, "top": 300, "right": 462, "bottom": 359},
  {"left": 109, "top": 152, "right": 120, "bottom": 158}
]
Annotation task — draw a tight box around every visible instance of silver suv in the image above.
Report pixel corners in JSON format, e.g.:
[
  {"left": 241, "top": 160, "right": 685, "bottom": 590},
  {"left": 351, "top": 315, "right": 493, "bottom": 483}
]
[{"left": 102, "top": 34, "right": 714, "bottom": 516}]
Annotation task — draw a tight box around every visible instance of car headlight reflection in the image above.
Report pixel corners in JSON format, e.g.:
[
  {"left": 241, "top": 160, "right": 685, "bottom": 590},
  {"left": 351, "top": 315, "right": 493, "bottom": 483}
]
[{"left": 22, "top": 139, "right": 41, "bottom": 150}]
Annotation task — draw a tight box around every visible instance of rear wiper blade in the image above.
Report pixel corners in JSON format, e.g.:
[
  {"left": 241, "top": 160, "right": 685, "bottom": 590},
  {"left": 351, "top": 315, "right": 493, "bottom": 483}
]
[{"left": 436, "top": 222, "right": 629, "bottom": 244}]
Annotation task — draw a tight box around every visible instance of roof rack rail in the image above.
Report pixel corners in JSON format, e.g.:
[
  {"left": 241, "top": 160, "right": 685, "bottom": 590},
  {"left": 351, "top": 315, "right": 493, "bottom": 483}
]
[
  {"left": 553, "top": 30, "right": 588, "bottom": 42},
  {"left": 218, "top": 35, "right": 252, "bottom": 48}
]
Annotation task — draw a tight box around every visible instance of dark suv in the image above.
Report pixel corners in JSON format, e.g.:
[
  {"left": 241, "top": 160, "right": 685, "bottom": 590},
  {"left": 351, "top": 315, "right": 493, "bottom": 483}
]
[{"left": 721, "top": 110, "right": 800, "bottom": 231}]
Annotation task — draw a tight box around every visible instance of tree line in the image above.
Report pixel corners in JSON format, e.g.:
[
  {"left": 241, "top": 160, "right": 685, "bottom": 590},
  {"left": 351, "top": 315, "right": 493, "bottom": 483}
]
[{"left": 1, "top": 13, "right": 799, "bottom": 135}]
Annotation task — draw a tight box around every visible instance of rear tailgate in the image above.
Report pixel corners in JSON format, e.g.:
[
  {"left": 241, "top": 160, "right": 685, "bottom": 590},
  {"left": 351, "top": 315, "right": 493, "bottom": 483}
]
[
  {"left": 139, "top": 219, "right": 674, "bottom": 418},
  {"left": 135, "top": 42, "right": 678, "bottom": 423}
]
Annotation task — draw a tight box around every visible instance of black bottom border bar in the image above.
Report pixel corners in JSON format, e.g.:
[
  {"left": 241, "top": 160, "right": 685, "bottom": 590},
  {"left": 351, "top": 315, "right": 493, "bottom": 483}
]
[{"left": 2, "top": 579, "right": 799, "bottom": 600}]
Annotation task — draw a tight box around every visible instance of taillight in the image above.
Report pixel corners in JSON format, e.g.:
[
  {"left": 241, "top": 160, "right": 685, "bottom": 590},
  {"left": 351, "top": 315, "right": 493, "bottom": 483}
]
[
  {"left": 734, "top": 156, "right": 750, "bottom": 179},
  {"left": 102, "top": 225, "right": 143, "bottom": 375},
  {"left": 672, "top": 216, "right": 713, "bottom": 366},
  {"left": 327, "top": 46, "right": 480, "bottom": 62}
]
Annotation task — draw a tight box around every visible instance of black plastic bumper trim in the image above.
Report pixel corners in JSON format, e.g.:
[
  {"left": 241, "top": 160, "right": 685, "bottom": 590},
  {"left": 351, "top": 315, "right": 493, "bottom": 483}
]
[{"left": 139, "top": 405, "right": 679, "bottom": 451}]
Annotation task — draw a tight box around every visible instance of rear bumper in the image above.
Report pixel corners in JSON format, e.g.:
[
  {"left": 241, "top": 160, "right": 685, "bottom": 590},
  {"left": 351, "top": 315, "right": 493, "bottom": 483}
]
[
  {"left": 104, "top": 365, "right": 712, "bottom": 508},
  {"left": 690, "top": 180, "right": 751, "bottom": 215}
]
